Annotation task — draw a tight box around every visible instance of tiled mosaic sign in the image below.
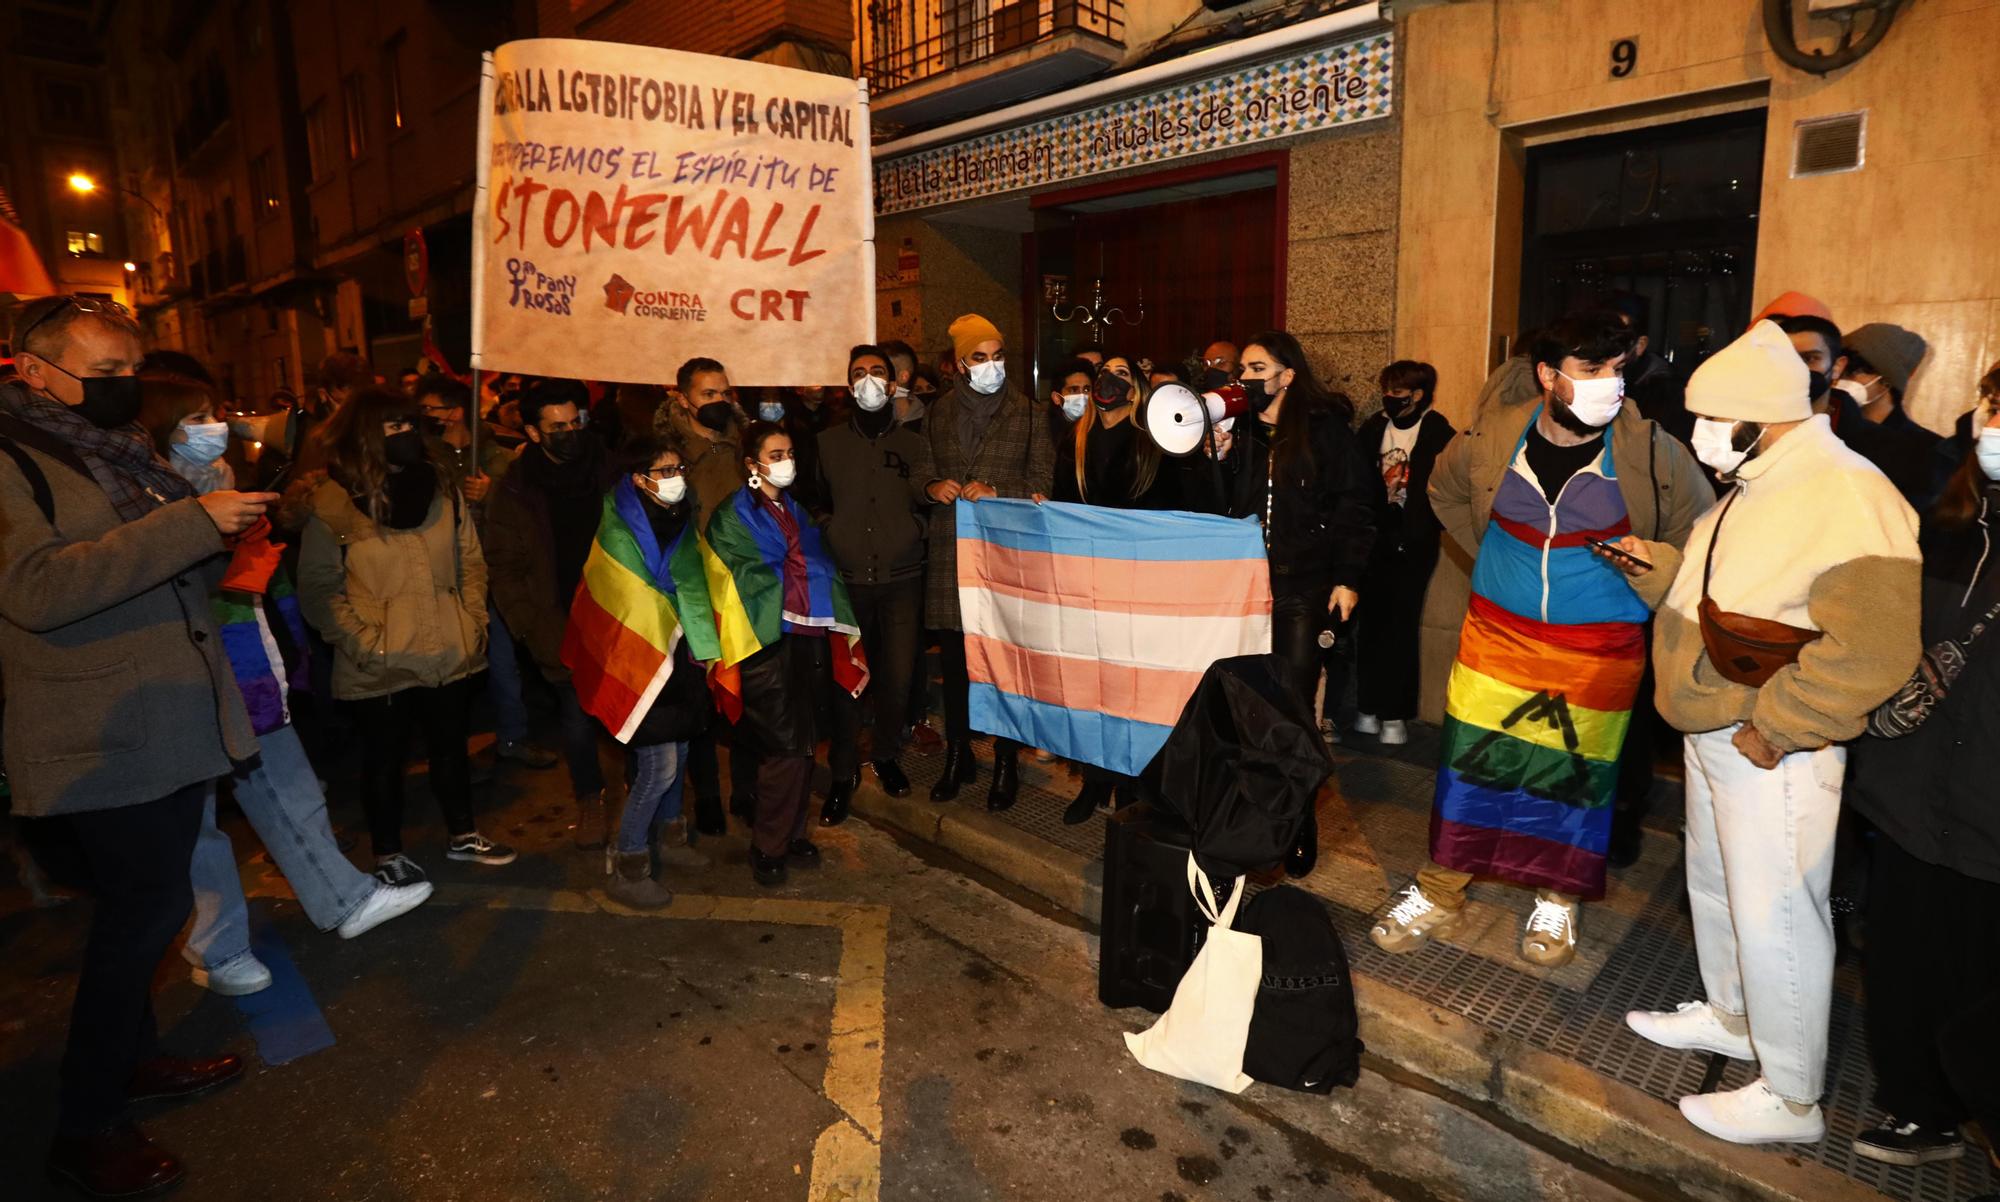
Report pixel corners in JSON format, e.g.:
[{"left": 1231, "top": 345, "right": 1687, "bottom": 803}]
[{"left": 873, "top": 30, "right": 1394, "bottom": 215}]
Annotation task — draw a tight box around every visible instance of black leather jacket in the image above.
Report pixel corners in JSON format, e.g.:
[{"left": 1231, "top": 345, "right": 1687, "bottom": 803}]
[{"left": 1225, "top": 405, "right": 1376, "bottom": 594}]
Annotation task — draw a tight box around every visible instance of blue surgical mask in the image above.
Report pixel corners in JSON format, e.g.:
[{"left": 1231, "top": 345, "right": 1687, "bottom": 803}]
[
  {"left": 173, "top": 421, "right": 230, "bottom": 466},
  {"left": 758, "top": 401, "right": 786, "bottom": 423},
  {"left": 1060, "top": 392, "right": 1089, "bottom": 422},
  {"left": 1977, "top": 428, "right": 2000, "bottom": 482}
]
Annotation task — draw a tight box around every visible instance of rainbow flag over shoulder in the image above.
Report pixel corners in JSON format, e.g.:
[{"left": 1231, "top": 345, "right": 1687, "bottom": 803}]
[
  {"left": 562, "top": 479, "right": 724, "bottom": 743},
  {"left": 701, "top": 485, "right": 868, "bottom": 720},
  {"left": 957, "top": 499, "right": 1272, "bottom": 778}
]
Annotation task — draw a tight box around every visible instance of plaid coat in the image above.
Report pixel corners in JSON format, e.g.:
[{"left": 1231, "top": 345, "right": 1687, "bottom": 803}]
[{"left": 914, "top": 378, "right": 1057, "bottom": 630}]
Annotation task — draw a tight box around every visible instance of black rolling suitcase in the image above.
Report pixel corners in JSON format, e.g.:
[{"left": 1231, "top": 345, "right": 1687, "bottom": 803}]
[{"left": 1098, "top": 804, "right": 1206, "bottom": 1013}]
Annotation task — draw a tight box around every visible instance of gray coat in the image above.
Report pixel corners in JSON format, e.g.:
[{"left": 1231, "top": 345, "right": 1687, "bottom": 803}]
[
  {"left": 0, "top": 404, "right": 256, "bottom": 817},
  {"left": 915, "top": 379, "right": 1057, "bottom": 629}
]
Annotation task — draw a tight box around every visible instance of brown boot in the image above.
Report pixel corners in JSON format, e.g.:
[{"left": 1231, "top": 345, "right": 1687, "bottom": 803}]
[
  {"left": 605, "top": 850, "right": 672, "bottom": 909},
  {"left": 653, "top": 817, "right": 710, "bottom": 870},
  {"left": 572, "top": 791, "right": 607, "bottom": 850}
]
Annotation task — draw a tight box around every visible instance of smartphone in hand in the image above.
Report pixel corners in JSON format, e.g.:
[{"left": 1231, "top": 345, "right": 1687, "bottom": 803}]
[{"left": 1587, "top": 537, "right": 1653, "bottom": 572}]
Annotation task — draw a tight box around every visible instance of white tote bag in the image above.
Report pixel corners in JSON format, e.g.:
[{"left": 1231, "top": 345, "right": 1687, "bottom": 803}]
[{"left": 1123, "top": 853, "right": 1262, "bottom": 1094}]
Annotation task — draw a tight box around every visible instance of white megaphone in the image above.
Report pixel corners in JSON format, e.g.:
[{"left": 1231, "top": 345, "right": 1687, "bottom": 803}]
[{"left": 1142, "top": 382, "right": 1249, "bottom": 456}]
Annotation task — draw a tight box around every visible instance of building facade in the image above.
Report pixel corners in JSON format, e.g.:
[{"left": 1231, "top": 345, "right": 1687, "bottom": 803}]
[{"left": 859, "top": 0, "right": 1998, "bottom": 715}]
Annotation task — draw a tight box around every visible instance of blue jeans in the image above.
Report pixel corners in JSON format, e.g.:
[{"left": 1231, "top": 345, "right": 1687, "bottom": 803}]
[
  {"left": 487, "top": 598, "right": 529, "bottom": 745},
  {"left": 557, "top": 681, "right": 608, "bottom": 800},
  {"left": 618, "top": 742, "right": 686, "bottom": 854},
  {"left": 185, "top": 724, "right": 380, "bottom": 970}
]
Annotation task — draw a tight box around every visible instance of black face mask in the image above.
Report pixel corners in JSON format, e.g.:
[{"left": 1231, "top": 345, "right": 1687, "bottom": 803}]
[
  {"left": 696, "top": 400, "right": 735, "bottom": 433},
  {"left": 1242, "top": 376, "right": 1277, "bottom": 413},
  {"left": 421, "top": 415, "right": 448, "bottom": 437},
  {"left": 1201, "top": 366, "right": 1232, "bottom": 392},
  {"left": 1092, "top": 372, "right": 1133, "bottom": 409},
  {"left": 43, "top": 360, "right": 143, "bottom": 430},
  {"left": 1806, "top": 370, "right": 1830, "bottom": 401},
  {"left": 542, "top": 429, "right": 584, "bottom": 461},
  {"left": 384, "top": 429, "right": 428, "bottom": 467}
]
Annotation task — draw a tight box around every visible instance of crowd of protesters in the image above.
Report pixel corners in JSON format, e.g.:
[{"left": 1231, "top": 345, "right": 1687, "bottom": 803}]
[{"left": 0, "top": 285, "right": 1995, "bottom": 1195}]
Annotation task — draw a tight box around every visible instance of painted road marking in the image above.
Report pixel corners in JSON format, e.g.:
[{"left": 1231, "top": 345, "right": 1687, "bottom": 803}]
[{"left": 434, "top": 883, "right": 887, "bottom": 1202}]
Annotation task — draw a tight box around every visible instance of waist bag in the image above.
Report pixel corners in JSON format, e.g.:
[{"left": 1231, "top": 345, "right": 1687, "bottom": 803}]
[{"left": 1698, "top": 490, "right": 1822, "bottom": 687}]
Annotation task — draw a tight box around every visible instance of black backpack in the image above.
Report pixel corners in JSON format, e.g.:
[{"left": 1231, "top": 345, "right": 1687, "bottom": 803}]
[{"left": 1236, "top": 886, "right": 1362, "bottom": 1094}]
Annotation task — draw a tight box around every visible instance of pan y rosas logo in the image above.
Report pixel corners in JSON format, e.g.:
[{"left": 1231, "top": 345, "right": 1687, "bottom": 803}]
[{"left": 603, "top": 273, "right": 707, "bottom": 321}]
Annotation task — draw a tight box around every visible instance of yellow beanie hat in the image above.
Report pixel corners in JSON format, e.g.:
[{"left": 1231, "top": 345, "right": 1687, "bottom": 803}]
[{"left": 948, "top": 313, "right": 1002, "bottom": 361}]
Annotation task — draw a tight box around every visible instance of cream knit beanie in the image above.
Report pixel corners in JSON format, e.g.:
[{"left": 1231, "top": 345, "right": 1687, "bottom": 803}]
[{"left": 1686, "top": 320, "right": 1812, "bottom": 424}]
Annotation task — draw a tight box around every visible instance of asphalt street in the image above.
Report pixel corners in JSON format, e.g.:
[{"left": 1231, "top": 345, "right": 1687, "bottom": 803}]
[{"left": 0, "top": 754, "right": 1655, "bottom": 1202}]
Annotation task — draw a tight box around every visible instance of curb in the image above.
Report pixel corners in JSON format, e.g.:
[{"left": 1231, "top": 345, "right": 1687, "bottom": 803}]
[{"left": 850, "top": 779, "right": 1886, "bottom": 1202}]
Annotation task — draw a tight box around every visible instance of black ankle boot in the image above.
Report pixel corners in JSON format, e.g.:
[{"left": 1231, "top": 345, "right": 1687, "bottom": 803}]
[
  {"left": 931, "top": 741, "right": 972, "bottom": 802},
  {"left": 1284, "top": 809, "right": 1319, "bottom": 879},
  {"left": 820, "top": 775, "right": 856, "bottom": 827},
  {"left": 986, "top": 747, "right": 1020, "bottom": 812},
  {"left": 1063, "top": 780, "right": 1113, "bottom": 825}
]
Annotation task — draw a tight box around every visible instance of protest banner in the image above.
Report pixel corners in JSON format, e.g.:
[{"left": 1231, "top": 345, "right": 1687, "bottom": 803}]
[{"left": 471, "top": 39, "right": 874, "bottom": 386}]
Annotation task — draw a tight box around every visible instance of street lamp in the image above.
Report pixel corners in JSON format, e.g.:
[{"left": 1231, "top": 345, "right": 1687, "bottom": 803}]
[{"left": 67, "top": 171, "right": 165, "bottom": 221}]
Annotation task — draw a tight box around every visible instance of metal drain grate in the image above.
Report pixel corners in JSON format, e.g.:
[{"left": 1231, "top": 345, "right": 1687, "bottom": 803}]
[{"left": 894, "top": 736, "right": 1996, "bottom": 1202}]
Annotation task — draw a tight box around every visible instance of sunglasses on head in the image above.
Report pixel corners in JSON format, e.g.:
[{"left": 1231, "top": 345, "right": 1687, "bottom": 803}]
[{"left": 18, "top": 296, "right": 131, "bottom": 347}]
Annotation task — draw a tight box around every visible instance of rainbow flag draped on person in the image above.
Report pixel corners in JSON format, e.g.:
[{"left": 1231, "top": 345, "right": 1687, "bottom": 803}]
[
  {"left": 956, "top": 499, "right": 1272, "bottom": 778},
  {"left": 1430, "top": 420, "right": 1650, "bottom": 899},
  {"left": 561, "top": 479, "right": 726, "bottom": 743},
  {"left": 701, "top": 484, "right": 868, "bottom": 720}
]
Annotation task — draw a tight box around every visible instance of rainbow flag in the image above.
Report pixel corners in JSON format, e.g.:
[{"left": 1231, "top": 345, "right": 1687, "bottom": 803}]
[
  {"left": 701, "top": 485, "right": 867, "bottom": 720},
  {"left": 956, "top": 499, "right": 1272, "bottom": 778},
  {"left": 561, "top": 480, "right": 723, "bottom": 743}
]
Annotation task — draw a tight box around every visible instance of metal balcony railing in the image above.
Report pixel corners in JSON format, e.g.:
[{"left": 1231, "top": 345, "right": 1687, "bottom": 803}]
[{"left": 859, "top": 0, "right": 1125, "bottom": 94}]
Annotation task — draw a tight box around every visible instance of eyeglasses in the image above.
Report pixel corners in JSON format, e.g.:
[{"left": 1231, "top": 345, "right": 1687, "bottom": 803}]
[
  {"left": 643, "top": 463, "right": 687, "bottom": 479},
  {"left": 18, "top": 296, "right": 132, "bottom": 347}
]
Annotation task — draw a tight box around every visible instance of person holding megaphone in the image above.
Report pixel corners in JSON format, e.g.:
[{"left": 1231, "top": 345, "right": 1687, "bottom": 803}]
[
  {"left": 1218, "top": 330, "right": 1377, "bottom": 878},
  {"left": 1052, "top": 352, "right": 1225, "bottom": 825}
]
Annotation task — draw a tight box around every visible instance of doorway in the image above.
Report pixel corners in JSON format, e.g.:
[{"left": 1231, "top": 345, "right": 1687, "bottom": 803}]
[
  {"left": 1519, "top": 109, "right": 1766, "bottom": 379},
  {"left": 1028, "top": 157, "right": 1282, "bottom": 402}
]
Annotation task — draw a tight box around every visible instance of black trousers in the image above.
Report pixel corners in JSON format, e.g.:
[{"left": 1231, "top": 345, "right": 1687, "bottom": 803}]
[
  {"left": 1271, "top": 586, "right": 1330, "bottom": 712},
  {"left": 685, "top": 720, "right": 761, "bottom": 805},
  {"left": 831, "top": 577, "right": 923, "bottom": 777},
  {"left": 1355, "top": 548, "right": 1435, "bottom": 721},
  {"left": 1863, "top": 830, "right": 2000, "bottom": 1132},
  {"left": 58, "top": 782, "right": 207, "bottom": 1135},
  {"left": 938, "top": 631, "right": 1020, "bottom": 757},
  {"left": 352, "top": 679, "right": 475, "bottom": 857}
]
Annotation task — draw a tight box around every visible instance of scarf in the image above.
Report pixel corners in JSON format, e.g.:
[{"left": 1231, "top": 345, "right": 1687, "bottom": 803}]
[
  {"left": 954, "top": 378, "right": 1005, "bottom": 467},
  {"left": 0, "top": 386, "right": 193, "bottom": 522}
]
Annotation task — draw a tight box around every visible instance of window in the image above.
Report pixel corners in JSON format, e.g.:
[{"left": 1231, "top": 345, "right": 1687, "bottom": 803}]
[
  {"left": 384, "top": 34, "right": 406, "bottom": 132},
  {"left": 342, "top": 73, "right": 367, "bottom": 159},
  {"left": 65, "top": 230, "right": 104, "bottom": 255},
  {"left": 250, "top": 151, "right": 280, "bottom": 217},
  {"left": 304, "top": 100, "right": 328, "bottom": 179}
]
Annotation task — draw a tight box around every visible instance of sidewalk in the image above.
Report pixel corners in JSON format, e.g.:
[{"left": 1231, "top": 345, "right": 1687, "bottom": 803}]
[{"left": 851, "top": 727, "right": 1996, "bottom": 1202}]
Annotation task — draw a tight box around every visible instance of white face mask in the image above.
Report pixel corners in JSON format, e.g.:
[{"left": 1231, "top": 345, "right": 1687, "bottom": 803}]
[
  {"left": 1691, "top": 416, "right": 1767, "bottom": 477},
  {"left": 851, "top": 375, "right": 890, "bottom": 412},
  {"left": 761, "top": 458, "right": 798, "bottom": 489},
  {"left": 965, "top": 359, "right": 1006, "bottom": 395},
  {"left": 647, "top": 474, "right": 687, "bottom": 505},
  {"left": 1831, "top": 378, "right": 1871, "bottom": 407},
  {"left": 1559, "top": 371, "right": 1625, "bottom": 427},
  {"left": 1977, "top": 428, "right": 2000, "bottom": 482},
  {"left": 1060, "top": 392, "right": 1089, "bottom": 421}
]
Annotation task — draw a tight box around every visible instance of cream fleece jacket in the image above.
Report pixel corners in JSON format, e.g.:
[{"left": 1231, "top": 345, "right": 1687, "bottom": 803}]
[{"left": 1629, "top": 417, "right": 1922, "bottom": 751}]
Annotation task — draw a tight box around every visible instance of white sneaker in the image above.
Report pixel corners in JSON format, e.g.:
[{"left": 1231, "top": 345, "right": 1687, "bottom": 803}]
[
  {"left": 1625, "top": 1000, "right": 1756, "bottom": 1059},
  {"left": 1679, "top": 1079, "right": 1826, "bottom": 1145},
  {"left": 1352, "top": 713, "right": 1381, "bottom": 736},
  {"left": 192, "top": 953, "right": 273, "bottom": 996},
  {"left": 1379, "top": 720, "right": 1408, "bottom": 745},
  {"left": 337, "top": 879, "right": 434, "bottom": 940},
  {"left": 1369, "top": 884, "right": 1462, "bottom": 953}
]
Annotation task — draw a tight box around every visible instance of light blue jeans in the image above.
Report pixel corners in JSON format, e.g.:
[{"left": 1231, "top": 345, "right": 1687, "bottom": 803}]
[
  {"left": 617, "top": 742, "right": 686, "bottom": 855},
  {"left": 185, "top": 724, "right": 379, "bottom": 971}
]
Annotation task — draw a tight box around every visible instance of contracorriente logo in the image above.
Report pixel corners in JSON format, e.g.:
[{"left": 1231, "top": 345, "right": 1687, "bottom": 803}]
[
  {"left": 601, "top": 274, "right": 707, "bottom": 321},
  {"left": 603, "top": 273, "right": 636, "bottom": 314}
]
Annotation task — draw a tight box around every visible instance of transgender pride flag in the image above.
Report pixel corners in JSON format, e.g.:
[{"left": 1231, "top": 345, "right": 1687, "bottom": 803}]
[{"left": 956, "top": 500, "right": 1272, "bottom": 777}]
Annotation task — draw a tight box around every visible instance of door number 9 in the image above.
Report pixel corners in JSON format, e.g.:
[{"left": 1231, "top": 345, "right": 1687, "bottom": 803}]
[{"left": 1610, "top": 37, "right": 1639, "bottom": 79}]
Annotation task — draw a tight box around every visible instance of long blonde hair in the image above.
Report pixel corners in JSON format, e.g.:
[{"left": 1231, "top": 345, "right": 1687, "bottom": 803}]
[{"left": 1073, "top": 355, "right": 1161, "bottom": 502}]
